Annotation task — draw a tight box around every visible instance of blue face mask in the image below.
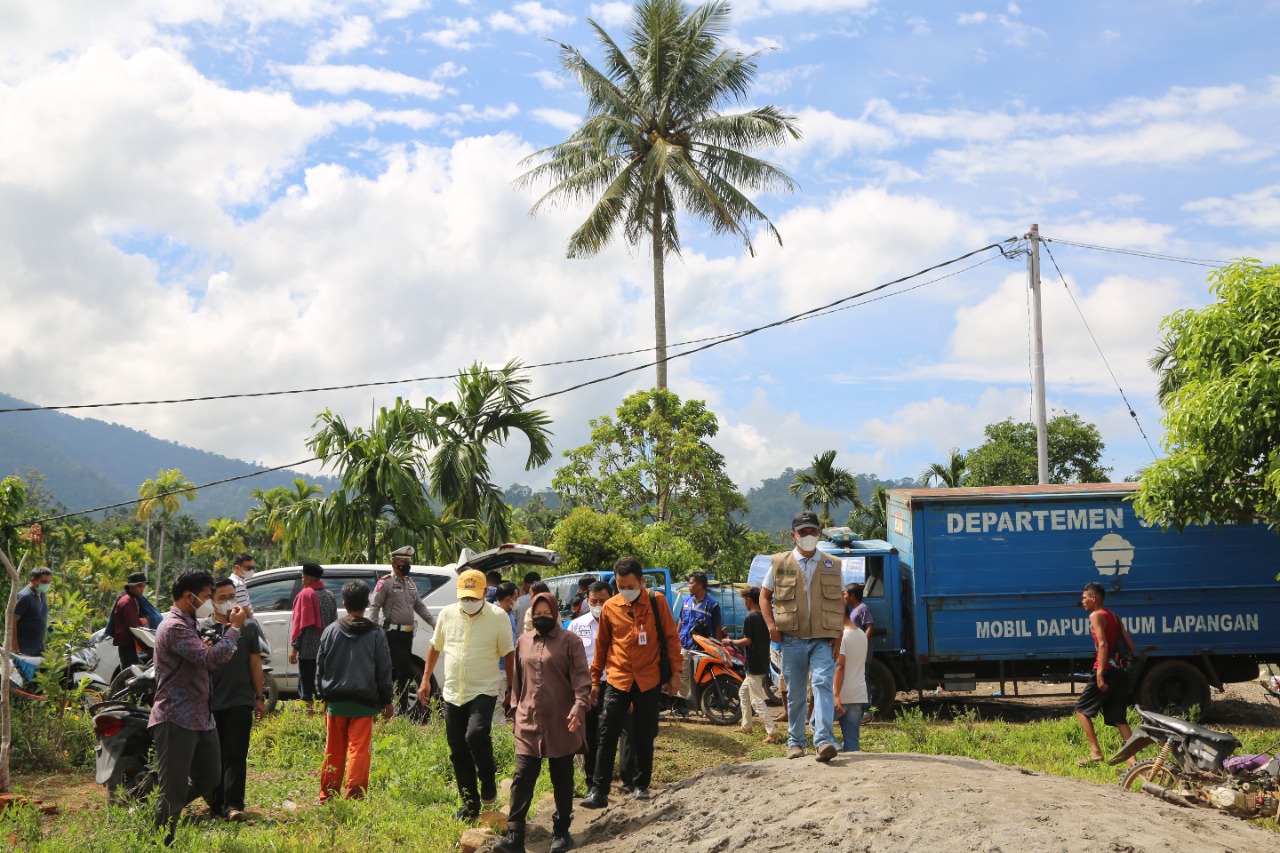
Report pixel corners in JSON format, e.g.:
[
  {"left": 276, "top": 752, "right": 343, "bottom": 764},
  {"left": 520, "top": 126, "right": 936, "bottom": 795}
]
[{"left": 37, "top": 583, "right": 51, "bottom": 594}]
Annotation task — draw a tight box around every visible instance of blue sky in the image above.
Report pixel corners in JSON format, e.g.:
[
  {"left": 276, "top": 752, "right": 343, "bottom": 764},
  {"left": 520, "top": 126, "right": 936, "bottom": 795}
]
[{"left": 2, "top": 0, "right": 1278, "bottom": 500}]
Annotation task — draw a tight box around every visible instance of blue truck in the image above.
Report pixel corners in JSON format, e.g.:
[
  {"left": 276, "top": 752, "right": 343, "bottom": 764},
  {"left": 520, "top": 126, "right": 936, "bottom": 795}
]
[{"left": 810, "top": 483, "right": 1280, "bottom": 717}]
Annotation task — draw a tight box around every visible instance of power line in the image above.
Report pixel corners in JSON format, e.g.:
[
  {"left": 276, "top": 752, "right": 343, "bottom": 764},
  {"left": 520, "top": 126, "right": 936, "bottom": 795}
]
[
  {"left": 1042, "top": 238, "right": 1229, "bottom": 268},
  {"left": 1, "top": 244, "right": 1014, "bottom": 416},
  {"left": 12, "top": 238, "right": 1021, "bottom": 526},
  {"left": 1042, "top": 242, "right": 1159, "bottom": 460}
]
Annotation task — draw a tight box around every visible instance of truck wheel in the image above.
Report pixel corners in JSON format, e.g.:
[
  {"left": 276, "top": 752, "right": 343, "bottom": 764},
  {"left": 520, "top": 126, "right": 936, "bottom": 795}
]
[
  {"left": 1138, "top": 660, "right": 1210, "bottom": 718},
  {"left": 867, "top": 659, "right": 896, "bottom": 718},
  {"left": 700, "top": 675, "right": 742, "bottom": 726}
]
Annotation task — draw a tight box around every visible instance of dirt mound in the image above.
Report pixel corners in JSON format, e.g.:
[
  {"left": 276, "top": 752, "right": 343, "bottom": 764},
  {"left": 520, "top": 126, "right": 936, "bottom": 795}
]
[{"left": 558, "top": 754, "right": 1276, "bottom": 853}]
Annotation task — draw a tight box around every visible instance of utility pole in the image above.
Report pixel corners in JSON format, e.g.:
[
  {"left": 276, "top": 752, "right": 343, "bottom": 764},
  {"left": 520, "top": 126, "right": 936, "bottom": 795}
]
[{"left": 1028, "top": 224, "right": 1049, "bottom": 485}]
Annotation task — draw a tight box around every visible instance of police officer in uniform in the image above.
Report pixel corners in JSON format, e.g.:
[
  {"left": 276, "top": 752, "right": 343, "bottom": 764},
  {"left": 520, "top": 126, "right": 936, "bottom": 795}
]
[{"left": 368, "top": 546, "right": 437, "bottom": 711}]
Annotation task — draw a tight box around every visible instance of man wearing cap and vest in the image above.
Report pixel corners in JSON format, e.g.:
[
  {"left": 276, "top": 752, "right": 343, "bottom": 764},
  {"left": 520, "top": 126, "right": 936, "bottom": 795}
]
[
  {"left": 418, "top": 569, "right": 516, "bottom": 821},
  {"left": 760, "top": 510, "right": 844, "bottom": 762},
  {"left": 368, "top": 546, "right": 437, "bottom": 710}
]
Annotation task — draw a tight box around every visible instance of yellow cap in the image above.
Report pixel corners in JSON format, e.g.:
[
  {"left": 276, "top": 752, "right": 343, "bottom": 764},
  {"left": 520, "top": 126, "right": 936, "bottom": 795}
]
[{"left": 456, "top": 569, "right": 487, "bottom": 599}]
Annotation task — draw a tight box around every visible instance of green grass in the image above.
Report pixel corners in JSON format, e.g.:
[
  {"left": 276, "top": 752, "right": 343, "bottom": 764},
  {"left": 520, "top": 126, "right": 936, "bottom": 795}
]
[{"left": 7, "top": 704, "right": 1278, "bottom": 849}]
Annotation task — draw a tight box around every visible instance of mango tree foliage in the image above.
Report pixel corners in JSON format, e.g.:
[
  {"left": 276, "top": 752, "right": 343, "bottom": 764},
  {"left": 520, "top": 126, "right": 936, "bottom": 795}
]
[
  {"left": 549, "top": 507, "right": 641, "bottom": 574},
  {"left": 965, "top": 413, "right": 1110, "bottom": 487},
  {"left": 1134, "top": 260, "right": 1280, "bottom": 529},
  {"left": 553, "top": 389, "right": 747, "bottom": 542}
]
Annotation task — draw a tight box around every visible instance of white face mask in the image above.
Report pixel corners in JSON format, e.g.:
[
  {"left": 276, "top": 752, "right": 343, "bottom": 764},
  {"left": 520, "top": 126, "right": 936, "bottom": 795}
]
[
  {"left": 459, "top": 598, "right": 485, "bottom": 615},
  {"left": 215, "top": 600, "right": 235, "bottom": 616},
  {"left": 193, "top": 595, "right": 215, "bottom": 619},
  {"left": 589, "top": 605, "right": 604, "bottom": 619},
  {"left": 797, "top": 534, "right": 820, "bottom": 552},
  {"left": 239, "top": 569, "right": 254, "bottom": 582},
  {"left": 618, "top": 588, "right": 642, "bottom": 603}
]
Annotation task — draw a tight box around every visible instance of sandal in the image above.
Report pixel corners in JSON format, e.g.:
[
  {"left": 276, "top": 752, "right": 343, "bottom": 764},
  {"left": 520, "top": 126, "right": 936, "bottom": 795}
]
[
  {"left": 1075, "top": 757, "right": 1103, "bottom": 767},
  {"left": 762, "top": 733, "right": 783, "bottom": 744}
]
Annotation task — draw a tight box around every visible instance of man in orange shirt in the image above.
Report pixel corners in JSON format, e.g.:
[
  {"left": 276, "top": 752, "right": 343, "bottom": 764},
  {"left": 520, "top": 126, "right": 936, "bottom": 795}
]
[{"left": 582, "top": 556, "right": 681, "bottom": 807}]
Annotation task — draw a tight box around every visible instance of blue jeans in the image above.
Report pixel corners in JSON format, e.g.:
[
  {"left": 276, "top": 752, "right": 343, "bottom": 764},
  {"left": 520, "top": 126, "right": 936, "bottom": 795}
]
[
  {"left": 781, "top": 634, "right": 836, "bottom": 750},
  {"left": 836, "top": 702, "right": 866, "bottom": 752}
]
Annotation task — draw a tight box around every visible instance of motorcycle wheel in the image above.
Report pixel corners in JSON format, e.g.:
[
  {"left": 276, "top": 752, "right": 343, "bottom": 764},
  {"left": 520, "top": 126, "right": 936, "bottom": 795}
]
[
  {"left": 1119, "top": 758, "right": 1181, "bottom": 796},
  {"left": 263, "top": 673, "right": 280, "bottom": 715},
  {"left": 107, "top": 756, "right": 156, "bottom": 804},
  {"left": 80, "top": 685, "right": 107, "bottom": 709},
  {"left": 397, "top": 674, "right": 439, "bottom": 724},
  {"left": 763, "top": 674, "right": 782, "bottom": 706},
  {"left": 700, "top": 674, "right": 742, "bottom": 726}
]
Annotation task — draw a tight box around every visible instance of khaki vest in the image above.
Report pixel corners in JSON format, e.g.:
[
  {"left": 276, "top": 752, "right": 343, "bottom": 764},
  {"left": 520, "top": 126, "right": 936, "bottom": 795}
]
[{"left": 771, "top": 552, "right": 844, "bottom": 640}]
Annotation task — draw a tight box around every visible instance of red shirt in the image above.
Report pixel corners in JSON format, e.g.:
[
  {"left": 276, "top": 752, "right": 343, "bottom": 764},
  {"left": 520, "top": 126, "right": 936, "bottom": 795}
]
[
  {"left": 1092, "top": 607, "right": 1122, "bottom": 672},
  {"left": 111, "top": 593, "right": 142, "bottom": 647}
]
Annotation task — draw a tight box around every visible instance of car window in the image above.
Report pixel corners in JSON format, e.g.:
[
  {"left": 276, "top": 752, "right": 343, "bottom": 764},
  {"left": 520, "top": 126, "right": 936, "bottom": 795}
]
[
  {"left": 319, "top": 572, "right": 377, "bottom": 602},
  {"left": 411, "top": 573, "right": 451, "bottom": 598},
  {"left": 248, "top": 576, "right": 299, "bottom": 613}
]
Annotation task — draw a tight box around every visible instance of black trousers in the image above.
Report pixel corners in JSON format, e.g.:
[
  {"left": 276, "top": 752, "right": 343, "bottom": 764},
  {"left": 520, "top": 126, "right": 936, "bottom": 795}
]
[
  {"left": 592, "top": 683, "right": 659, "bottom": 792},
  {"left": 117, "top": 642, "right": 139, "bottom": 671},
  {"left": 153, "top": 722, "right": 221, "bottom": 842},
  {"left": 206, "top": 705, "right": 253, "bottom": 815},
  {"left": 444, "top": 694, "right": 498, "bottom": 810},
  {"left": 585, "top": 686, "right": 637, "bottom": 790},
  {"left": 298, "top": 658, "right": 318, "bottom": 702},
  {"left": 386, "top": 630, "right": 416, "bottom": 694},
  {"left": 509, "top": 754, "right": 574, "bottom": 832}
]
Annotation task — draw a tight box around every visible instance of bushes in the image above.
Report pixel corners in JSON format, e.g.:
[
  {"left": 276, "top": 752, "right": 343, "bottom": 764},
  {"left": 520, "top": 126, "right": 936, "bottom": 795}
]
[{"left": 9, "top": 699, "right": 95, "bottom": 773}]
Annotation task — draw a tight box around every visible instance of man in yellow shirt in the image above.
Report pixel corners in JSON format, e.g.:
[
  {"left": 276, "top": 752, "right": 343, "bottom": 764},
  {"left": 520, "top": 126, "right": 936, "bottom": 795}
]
[{"left": 420, "top": 570, "right": 516, "bottom": 820}]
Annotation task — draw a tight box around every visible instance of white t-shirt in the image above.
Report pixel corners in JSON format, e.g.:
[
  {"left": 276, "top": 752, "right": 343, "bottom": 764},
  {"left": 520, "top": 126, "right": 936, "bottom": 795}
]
[
  {"left": 567, "top": 611, "right": 598, "bottom": 663},
  {"left": 761, "top": 548, "right": 825, "bottom": 592},
  {"left": 837, "top": 627, "right": 869, "bottom": 705}
]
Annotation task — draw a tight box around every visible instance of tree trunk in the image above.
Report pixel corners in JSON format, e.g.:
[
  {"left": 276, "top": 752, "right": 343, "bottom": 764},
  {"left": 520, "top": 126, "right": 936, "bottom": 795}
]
[
  {"left": 0, "top": 549, "right": 27, "bottom": 793},
  {"left": 652, "top": 186, "right": 669, "bottom": 391},
  {"left": 156, "top": 520, "right": 167, "bottom": 602}
]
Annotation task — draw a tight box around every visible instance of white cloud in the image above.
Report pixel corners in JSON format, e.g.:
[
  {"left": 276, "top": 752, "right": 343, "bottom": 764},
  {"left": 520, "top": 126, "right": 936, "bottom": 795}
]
[
  {"left": 488, "top": 2, "right": 573, "bottom": 35},
  {"left": 958, "top": 12, "right": 989, "bottom": 24},
  {"left": 530, "top": 69, "right": 564, "bottom": 90},
  {"left": 906, "top": 15, "right": 931, "bottom": 36},
  {"left": 529, "top": 107, "right": 581, "bottom": 132},
  {"left": 278, "top": 63, "right": 448, "bottom": 98},
  {"left": 859, "top": 388, "right": 1030, "bottom": 459},
  {"left": 1184, "top": 184, "right": 1280, "bottom": 231},
  {"left": 308, "top": 16, "right": 374, "bottom": 63},
  {"left": 423, "top": 17, "right": 483, "bottom": 49},
  {"left": 732, "top": 0, "right": 879, "bottom": 20},
  {"left": 587, "top": 3, "right": 631, "bottom": 29},
  {"left": 773, "top": 107, "right": 896, "bottom": 168},
  {"left": 716, "top": 390, "right": 849, "bottom": 490}
]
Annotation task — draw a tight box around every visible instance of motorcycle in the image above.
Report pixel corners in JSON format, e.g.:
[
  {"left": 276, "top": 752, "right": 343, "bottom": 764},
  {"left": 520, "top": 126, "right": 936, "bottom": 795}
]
[
  {"left": 686, "top": 634, "right": 744, "bottom": 725},
  {"left": 110, "top": 626, "right": 280, "bottom": 713},
  {"left": 7, "top": 639, "right": 110, "bottom": 707},
  {"left": 91, "top": 700, "right": 157, "bottom": 803},
  {"left": 1108, "top": 705, "right": 1280, "bottom": 819}
]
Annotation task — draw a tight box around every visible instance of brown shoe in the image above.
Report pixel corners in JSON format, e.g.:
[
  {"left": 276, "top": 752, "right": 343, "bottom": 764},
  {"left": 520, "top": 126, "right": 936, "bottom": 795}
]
[
  {"left": 226, "top": 809, "right": 247, "bottom": 823},
  {"left": 786, "top": 746, "right": 804, "bottom": 759},
  {"left": 816, "top": 743, "right": 838, "bottom": 763}
]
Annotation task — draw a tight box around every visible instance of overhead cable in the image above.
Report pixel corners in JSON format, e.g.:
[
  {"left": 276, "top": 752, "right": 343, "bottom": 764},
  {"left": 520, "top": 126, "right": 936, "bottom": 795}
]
[
  {"left": 1042, "top": 242, "right": 1160, "bottom": 460},
  {"left": 1043, "top": 238, "right": 1229, "bottom": 268},
  {"left": 13, "top": 238, "right": 1021, "bottom": 526}
]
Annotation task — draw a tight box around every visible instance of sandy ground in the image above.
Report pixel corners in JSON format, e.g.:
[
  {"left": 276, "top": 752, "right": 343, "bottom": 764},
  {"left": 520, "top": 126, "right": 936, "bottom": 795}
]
[
  {"left": 531, "top": 753, "right": 1278, "bottom": 853},
  {"left": 510, "top": 678, "right": 1280, "bottom": 853}
]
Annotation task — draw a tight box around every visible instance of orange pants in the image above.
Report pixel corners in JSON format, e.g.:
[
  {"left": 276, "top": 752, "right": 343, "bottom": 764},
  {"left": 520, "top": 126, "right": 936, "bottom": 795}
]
[{"left": 320, "top": 713, "right": 373, "bottom": 802}]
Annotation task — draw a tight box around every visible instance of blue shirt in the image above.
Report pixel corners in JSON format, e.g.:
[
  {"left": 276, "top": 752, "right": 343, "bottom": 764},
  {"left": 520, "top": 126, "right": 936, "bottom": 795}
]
[
  {"left": 678, "top": 593, "right": 721, "bottom": 650},
  {"left": 14, "top": 586, "right": 48, "bottom": 656}
]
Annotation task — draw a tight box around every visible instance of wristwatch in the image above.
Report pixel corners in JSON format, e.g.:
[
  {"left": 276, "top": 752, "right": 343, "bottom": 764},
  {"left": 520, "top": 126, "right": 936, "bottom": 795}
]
[{"left": 255, "top": 695, "right": 265, "bottom": 702}]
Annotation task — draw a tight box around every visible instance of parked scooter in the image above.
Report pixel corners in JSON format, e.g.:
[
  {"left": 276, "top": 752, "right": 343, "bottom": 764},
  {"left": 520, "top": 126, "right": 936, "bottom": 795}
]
[
  {"left": 7, "top": 639, "right": 110, "bottom": 707},
  {"left": 1108, "top": 705, "right": 1280, "bottom": 819},
  {"left": 91, "top": 700, "right": 156, "bottom": 803},
  {"left": 110, "top": 626, "right": 280, "bottom": 713},
  {"left": 685, "top": 634, "right": 744, "bottom": 725}
]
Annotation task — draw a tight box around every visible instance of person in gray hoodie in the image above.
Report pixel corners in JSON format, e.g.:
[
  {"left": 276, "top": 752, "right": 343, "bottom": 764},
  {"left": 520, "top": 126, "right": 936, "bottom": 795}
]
[{"left": 315, "top": 580, "right": 393, "bottom": 802}]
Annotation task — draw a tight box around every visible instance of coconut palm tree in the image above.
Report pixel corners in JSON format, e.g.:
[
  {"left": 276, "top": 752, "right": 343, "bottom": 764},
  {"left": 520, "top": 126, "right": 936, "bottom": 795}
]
[
  {"left": 136, "top": 469, "right": 196, "bottom": 597},
  {"left": 517, "top": 0, "right": 800, "bottom": 389},
  {"left": 788, "top": 450, "right": 861, "bottom": 529},
  {"left": 246, "top": 478, "right": 324, "bottom": 567},
  {"left": 848, "top": 485, "right": 889, "bottom": 542},
  {"left": 920, "top": 448, "right": 968, "bottom": 488},
  {"left": 426, "top": 361, "right": 553, "bottom": 547}
]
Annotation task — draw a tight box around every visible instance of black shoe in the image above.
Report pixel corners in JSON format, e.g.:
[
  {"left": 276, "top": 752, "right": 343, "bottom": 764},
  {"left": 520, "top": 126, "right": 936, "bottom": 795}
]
[
  {"left": 453, "top": 805, "right": 478, "bottom": 822},
  {"left": 493, "top": 828, "right": 526, "bottom": 853},
  {"left": 580, "top": 790, "right": 609, "bottom": 809},
  {"left": 550, "top": 831, "right": 575, "bottom": 853}
]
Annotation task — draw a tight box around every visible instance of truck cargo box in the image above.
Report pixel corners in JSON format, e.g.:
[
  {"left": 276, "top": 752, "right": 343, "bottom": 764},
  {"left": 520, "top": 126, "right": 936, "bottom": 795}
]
[{"left": 887, "top": 484, "right": 1280, "bottom": 666}]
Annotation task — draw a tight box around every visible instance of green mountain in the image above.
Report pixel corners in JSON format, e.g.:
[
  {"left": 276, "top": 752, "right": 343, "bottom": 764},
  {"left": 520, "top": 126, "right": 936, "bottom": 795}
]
[
  {"left": 0, "top": 392, "right": 337, "bottom": 522},
  {"left": 739, "top": 468, "right": 921, "bottom": 535}
]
